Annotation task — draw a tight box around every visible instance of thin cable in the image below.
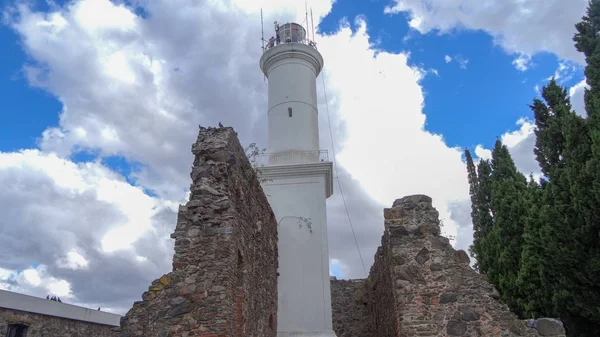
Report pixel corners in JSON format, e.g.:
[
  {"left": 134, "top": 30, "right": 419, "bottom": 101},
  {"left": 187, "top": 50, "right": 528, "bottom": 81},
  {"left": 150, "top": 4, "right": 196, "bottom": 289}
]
[{"left": 321, "top": 69, "right": 368, "bottom": 278}]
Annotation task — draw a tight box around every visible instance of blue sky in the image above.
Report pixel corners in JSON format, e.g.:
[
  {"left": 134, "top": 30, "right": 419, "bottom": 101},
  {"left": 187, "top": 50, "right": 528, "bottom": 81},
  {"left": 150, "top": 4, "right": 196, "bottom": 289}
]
[
  {"left": 0, "top": 0, "right": 590, "bottom": 309},
  {"left": 0, "top": 0, "right": 584, "bottom": 156},
  {"left": 318, "top": 0, "right": 584, "bottom": 151}
]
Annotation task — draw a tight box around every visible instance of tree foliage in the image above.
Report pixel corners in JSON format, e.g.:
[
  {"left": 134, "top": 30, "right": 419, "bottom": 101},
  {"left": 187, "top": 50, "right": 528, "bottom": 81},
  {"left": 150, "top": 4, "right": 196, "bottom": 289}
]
[{"left": 464, "top": 3, "right": 600, "bottom": 334}]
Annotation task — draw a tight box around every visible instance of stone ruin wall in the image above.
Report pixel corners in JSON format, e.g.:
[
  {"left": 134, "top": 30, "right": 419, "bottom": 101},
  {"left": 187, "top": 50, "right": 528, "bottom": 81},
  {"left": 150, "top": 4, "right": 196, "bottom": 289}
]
[
  {"left": 0, "top": 307, "right": 116, "bottom": 337},
  {"left": 117, "top": 126, "right": 278, "bottom": 337},
  {"left": 331, "top": 195, "right": 566, "bottom": 337},
  {"left": 330, "top": 278, "right": 373, "bottom": 337},
  {"left": 0, "top": 127, "right": 569, "bottom": 337},
  {"left": 108, "top": 125, "right": 565, "bottom": 337}
]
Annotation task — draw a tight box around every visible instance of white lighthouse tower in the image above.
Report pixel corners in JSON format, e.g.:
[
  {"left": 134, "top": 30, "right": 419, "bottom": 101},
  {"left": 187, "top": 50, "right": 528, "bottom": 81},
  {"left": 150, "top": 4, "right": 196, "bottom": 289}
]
[{"left": 258, "top": 21, "right": 336, "bottom": 337}]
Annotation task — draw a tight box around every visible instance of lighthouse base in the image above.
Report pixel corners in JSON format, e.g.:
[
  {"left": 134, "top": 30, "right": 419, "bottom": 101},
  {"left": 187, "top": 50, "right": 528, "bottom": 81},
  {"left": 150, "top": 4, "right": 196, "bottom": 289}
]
[{"left": 278, "top": 331, "right": 337, "bottom": 337}]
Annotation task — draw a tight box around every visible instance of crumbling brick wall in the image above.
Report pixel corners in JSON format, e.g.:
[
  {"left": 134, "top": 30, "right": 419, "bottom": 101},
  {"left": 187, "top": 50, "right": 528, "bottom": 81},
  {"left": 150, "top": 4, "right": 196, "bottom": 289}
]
[
  {"left": 330, "top": 278, "right": 373, "bottom": 337},
  {"left": 118, "top": 126, "right": 278, "bottom": 337},
  {"left": 332, "top": 194, "right": 566, "bottom": 337},
  {"left": 377, "top": 194, "right": 565, "bottom": 337},
  {"left": 366, "top": 243, "right": 400, "bottom": 336}
]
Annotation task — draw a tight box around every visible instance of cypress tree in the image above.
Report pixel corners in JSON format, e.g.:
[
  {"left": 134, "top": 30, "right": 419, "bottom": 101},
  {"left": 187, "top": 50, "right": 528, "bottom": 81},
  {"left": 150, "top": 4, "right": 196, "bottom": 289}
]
[
  {"left": 464, "top": 149, "right": 496, "bottom": 275},
  {"left": 531, "top": 78, "right": 569, "bottom": 179},
  {"left": 516, "top": 175, "right": 550, "bottom": 318},
  {"left": 528, "top": 75, "right": 599, "bottom": 336},
  {"left": 475, "top": 158, "right": 494, "bottom": 276},
  {"left": 464, "top": 149, "right": 481, "bottom": 268},
  {"left": 489, "top": 140, "right": 529, "bottom": 315},
  {"left": 573, "top": 0, "right": 600, "bottom": 281},
  {"left": 573, "top": 0, "right": 600, "bottom": 275}
]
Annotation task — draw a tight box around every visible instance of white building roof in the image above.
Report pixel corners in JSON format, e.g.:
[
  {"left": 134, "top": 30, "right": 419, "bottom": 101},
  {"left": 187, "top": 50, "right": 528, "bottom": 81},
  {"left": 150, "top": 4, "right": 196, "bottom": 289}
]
[{"left": 0, "top": 289, "right": 121, "bottom": 327}]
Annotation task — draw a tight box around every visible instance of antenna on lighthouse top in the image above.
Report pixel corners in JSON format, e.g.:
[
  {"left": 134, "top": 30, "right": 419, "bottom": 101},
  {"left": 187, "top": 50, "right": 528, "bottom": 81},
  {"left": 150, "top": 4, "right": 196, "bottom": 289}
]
[
  {"left": 305, "top": 2, "right": 309, "bottom": 39},
  {"left": 310, "top": 8, "right": 316, "bottom": 47},
  {"left": 260, "top": 8, "right": 265, "bottom": 53}
]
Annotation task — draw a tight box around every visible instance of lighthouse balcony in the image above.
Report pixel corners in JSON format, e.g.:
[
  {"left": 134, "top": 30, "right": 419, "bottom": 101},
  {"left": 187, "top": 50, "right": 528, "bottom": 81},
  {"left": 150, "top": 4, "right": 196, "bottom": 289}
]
[{"left": 254, "top": 149, "right": 329, "bottom": 166}]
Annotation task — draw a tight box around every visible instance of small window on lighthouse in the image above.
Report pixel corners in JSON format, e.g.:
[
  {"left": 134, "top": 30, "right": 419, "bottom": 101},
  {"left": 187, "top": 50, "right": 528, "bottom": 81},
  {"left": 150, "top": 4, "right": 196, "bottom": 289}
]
[{"left": 288, "top": 107, "right": 292, "bottom": 117}]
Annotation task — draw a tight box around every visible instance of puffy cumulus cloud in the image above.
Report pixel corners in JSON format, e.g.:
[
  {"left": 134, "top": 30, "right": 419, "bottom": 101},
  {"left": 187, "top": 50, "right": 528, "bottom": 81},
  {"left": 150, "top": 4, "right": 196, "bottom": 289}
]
[
  {"left": 474, "top": 145, "right": 492, "bottom": 161},
  {"left": 500, "top": 118, "right": 540, "bottom": 177},
  {"left": 3, "top": 0, "right": 478, "bottom": 306},
  {"left": 0, "top": 149, "right": 175, "bottom": 313},
  {"left": 385, "top": 0, "right": 588, "bottom": 65},
  {"left": 318, "top": 17, "right": 470, "bottom": 266},
  {"left": 7, "top": 0, "right": 338, "bottom": 201}
]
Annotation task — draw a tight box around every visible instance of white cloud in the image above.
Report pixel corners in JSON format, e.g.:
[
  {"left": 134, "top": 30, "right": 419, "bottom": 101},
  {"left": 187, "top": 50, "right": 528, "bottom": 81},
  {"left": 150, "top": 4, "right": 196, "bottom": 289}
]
[
  {"left": 0, "top": 149, "right": 174, "bottom": 311},
  {"left": 22, "top": 269, "right": 41, "bottom": 287},
  {"left": 502, "top": 118, "right": 534, "bottom": 148},
  {"left": 474, "top": 145, "right": 492, "bottom": 161},
  {"left": 513, "top": 54, "right": 531, "bottom": 72},
  {"left": 319, "top": 19, "right": 469, "bottom": 252},
  {"left": 385, "top": 0, "right": 588, "bottom": 66},
  {"left": 13, "top": 265, "right": 73, "bottom": 299},
  {"left": 547, "top": 61, "right": 582, "bottom": 85},
  {"left": 2, "top": 0, "right": 478, "bottom": 305},
  {"left": 0, "top": 150, "right": 160, "bottom": 254},
  {"left": 456, "top": 55, "right": 469, "bottom": 69},
  {"left": 47, "top": 279, "right": 72, "bottom": 298},
  {"left": 56, "top": 251, "right": 89, "bottom": 270},
  {"left": 570, "top": 79, "right": 588, "bottom": 117},
  {"left": 472, "top": 118, "right": 540, "bottom": 179},
  {"left": 444, "top": 54, "right": 469, "bottom": 69}
]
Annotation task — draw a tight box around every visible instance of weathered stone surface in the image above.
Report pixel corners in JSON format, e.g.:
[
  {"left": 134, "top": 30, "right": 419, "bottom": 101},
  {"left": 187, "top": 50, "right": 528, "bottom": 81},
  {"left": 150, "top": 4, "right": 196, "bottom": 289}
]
[
  {"left": 0, "top": 307, "right": 116, "bottom": 337},
  {"left": 440, "top": 293, "right": 458, "bottom": 304},
  {"left": 453, "top": 249, "right": 471, "bottom": 264},
  {"left": 415, "top": 247, "right": 430, "bottom": 264},
  {"left": 361, "top": 194, "right": 566, "bottom": 337},
  {"left": 529, "top": 318, "right": 566, "bottom": 336},
  {"left": 447, "top": 318, "right": 467, "bottom": 336},
  {"left": 117, "top": 126, "right": 278, "bottom": 337},
  {"left": 330, "top": 278, "right": 373, "bottom": 337},
  {"left": 460, "top": 307, "right": 480, "bottom": 322}
]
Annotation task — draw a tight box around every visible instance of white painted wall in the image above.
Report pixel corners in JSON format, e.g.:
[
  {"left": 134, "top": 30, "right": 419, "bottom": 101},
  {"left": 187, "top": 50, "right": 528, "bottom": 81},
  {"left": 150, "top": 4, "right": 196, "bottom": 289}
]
[
  {"left": 0, "top": 290, "right": 121, "bottom": 326},
  {"left": 260, "top": 43, "right": 324, "bottom": 155},
  {"left": 260, "top": 163, "right": 336, "bottom": 337}
]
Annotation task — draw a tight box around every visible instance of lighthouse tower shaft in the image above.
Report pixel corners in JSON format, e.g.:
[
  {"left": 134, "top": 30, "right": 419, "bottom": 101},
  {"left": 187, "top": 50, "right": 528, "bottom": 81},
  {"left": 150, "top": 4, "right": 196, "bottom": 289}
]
[
  {"left": 259, "top": 22, "right": 336, "bottom": 337},
  {"left": 261, "top": 43, "right": 322, "bottom": 156}
]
